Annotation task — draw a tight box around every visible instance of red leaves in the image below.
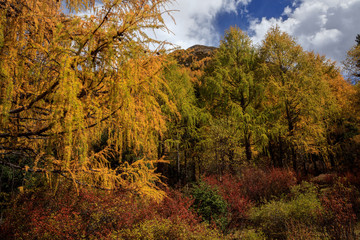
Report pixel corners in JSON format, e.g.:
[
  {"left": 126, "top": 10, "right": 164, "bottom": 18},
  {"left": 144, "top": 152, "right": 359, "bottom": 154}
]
[
  {"left": 240, "top": 167, "right": 297, "bottom": 202},
  {"left": 204, "top": 174, "right": 252, "bottom": 228},
  {"left": 202, "top": 168, "right": 297, "bottom": 229},
  {"left": 155, "top": 188, "right": 200, "bottom": 227},
  {"left": 1, "top": 185, "right": 202, "bottom": 239},
  {"left": 320, "top": 182, "right": 357, "bottom": 239}
]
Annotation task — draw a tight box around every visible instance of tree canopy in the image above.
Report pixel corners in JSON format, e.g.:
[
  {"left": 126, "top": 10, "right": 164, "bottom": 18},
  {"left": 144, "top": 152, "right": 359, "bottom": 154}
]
[{"left": 0, "top": 0, "right": 175, "bottom": 200}]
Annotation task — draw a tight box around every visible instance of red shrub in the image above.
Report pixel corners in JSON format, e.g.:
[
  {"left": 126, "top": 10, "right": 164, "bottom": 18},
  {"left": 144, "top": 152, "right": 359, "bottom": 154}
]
[
  {"left": 1, "top": 187, "right": 85, "bottom": 239},
  {"left": 1, "top": 184, "right": 207, "bottom": 239},
  {"left": 320, "top": 181, "right": 357, "bottom": 239},
  {"left": 340, "top": 171, "right": 360, "bottom": 189},
  {"left": 0, "top": 186, "right": 157, "bottom": 239},
  {"left": 240, "top": 167, "right": 297, "bottom": 202},
  {"left": 204, "top": 174, "right": 253, "bottom": 228},
  {"left": 155, "top": 188, "right": 200, "bottom": 227}
]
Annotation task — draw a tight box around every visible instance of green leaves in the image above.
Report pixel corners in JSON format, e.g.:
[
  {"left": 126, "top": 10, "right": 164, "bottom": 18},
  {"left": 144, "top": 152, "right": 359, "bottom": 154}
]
[{"left": 201, "top": 27, "right": 265, "bottom": 161}]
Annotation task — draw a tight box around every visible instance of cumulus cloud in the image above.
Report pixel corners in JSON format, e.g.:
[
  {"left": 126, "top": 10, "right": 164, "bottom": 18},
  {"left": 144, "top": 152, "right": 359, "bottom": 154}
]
[
  {"left": 154, "top": 0, "right": 250, "bottom": 49},
  {"left": 248, "top": 0, "right": 360, "bottom": 64}
]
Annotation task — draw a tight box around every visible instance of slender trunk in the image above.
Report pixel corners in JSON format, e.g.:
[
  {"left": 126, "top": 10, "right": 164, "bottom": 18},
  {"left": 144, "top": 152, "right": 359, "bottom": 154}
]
[
  {"left": 184, "top": 150, "right": 187, "bottom": 183},
  {"left": 177, "top": 142, "right": 180, "bottom": 183},
  {"left": 194, "top": 156, "right": 199, "bottom": 181},
  {"left": 279, "top": 136, "right": 284, "bottom": 167},
  {"left": 269, "top": 140, "right": 276, "bottom": 167},
  {"left": 157, "top": 134, "right": 164, "bottom": 159},
  {"left": 285, "top": 100, "right": 294, "bottom": 133},
  {"left": 215, "top": 148, "right": 220, "bottom": 180},
  {"left": 291, "top": 147, "right": 297, "bottom": 171},
  {"left": 244, "top": 132, "right": 252, "bottom": 162},
  {"left": 228, "top": 149, "right": 235, "bottom": 174}
]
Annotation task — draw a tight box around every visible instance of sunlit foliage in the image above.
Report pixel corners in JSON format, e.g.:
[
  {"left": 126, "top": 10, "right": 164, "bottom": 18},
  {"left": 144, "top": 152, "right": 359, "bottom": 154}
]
[{"left": 0, "top": 0, "right": 174, "bottom": 197}]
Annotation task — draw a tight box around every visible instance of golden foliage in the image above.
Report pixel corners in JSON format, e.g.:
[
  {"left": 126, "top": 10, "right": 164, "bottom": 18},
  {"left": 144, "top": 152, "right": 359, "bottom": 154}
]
[{"left": 0, "top": 0, "right": 174, "bottom": 200}]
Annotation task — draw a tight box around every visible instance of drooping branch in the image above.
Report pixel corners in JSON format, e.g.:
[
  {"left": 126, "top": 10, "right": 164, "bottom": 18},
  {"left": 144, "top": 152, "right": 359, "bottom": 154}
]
[
  {"left": 0, "top": 123, "right": 54, "bottom": 138},
  {"left": 76, "top": 3, "right": 116, "bottom": 56},
  {"left": 0, "top": 159, "right": 113, "bottom": 190},
  {"left": 59, "top": 172, "right": 112, "bottom": 191},
  {"left": 9, "top": 80, "right": 60, "bottom": 114}
]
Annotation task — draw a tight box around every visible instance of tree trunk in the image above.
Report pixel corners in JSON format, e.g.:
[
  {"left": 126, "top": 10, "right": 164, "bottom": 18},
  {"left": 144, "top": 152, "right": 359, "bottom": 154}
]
[
  {"left": 244, "top": 133, "right": 252, "bottom": 162},
  {"left": 176, "top": 142, "right": 181, "bottom": 184}
]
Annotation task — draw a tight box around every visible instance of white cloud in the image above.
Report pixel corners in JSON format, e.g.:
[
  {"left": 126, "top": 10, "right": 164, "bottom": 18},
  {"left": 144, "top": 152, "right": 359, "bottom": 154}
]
[
  {"left": 248, "top": 0, "right": 360, "bottom": 64},
  {"left": 154, "top": 0, "right": 250, "bottom": 49}
]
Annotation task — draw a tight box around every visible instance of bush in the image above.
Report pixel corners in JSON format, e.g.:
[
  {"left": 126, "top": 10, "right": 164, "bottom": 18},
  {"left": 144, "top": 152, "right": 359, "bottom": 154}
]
[
  {"left": 230, "top": 228, "right": 266, "bottom": 240},
  {"left": 115, "top": 218, "right": 224, "bottom": 240},
  {"left": 240, "top": 167, "right": 297, "bottom": 203},
  {"left": 320, "top": 181, "right": 357, "bottom": 239},
  {"left": 190, "top": 181, "right": 228, "bottom": 230},
  {"left": 204, "top": 174, "right": 253, "bottom": 228},
  {"left": 1, "top": 183, "right": 223, "bottom": 239},
  {"left": 250, "top": 182, "right": 323, "bottom": 240},
  {"left": 155, "top": 188, "right": 200, "bottom": 227},
  {"left": 286, "top": 221, "right": 330, "bottom": 240},
  {"left": 1, "top": 185, "right": 87, "bottom": 240}
]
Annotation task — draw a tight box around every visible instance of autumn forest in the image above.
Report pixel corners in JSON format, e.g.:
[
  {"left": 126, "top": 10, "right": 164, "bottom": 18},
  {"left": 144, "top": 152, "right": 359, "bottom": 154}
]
[{"left": 1, "top": 0, "right": 360, "bottom": 239}]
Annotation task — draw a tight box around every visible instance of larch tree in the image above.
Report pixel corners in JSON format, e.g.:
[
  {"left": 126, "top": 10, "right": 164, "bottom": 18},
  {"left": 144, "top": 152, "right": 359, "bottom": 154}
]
[
  {"left": 201, "top": 27, "right": 265, "bottom": 163},
  {"left": 159, "top": 60, "right": 209, "bottom": 183},
  {"left": 260, "top": 27, "right": 339, "bottom": 173},
  {"left": 0, "top": 0, "right": 175, "bottom": 201}
]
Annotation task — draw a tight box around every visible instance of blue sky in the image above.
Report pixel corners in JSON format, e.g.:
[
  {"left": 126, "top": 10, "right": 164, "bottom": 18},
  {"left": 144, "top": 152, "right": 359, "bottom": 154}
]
[
  {"left": 214, "top": 0, "right": 294, "bottom": 32},
  {"left": 154, "top": 0, "right": 360, "bottom": 65}
]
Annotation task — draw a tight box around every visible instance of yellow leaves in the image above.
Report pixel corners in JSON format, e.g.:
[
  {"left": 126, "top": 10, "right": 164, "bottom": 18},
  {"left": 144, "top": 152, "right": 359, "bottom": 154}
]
[
  {"left": 0, "top": 0, "right": 176, "bottom": 201},
  {"left": 118, "top": 159, "right": 167, "bottom": 203}
]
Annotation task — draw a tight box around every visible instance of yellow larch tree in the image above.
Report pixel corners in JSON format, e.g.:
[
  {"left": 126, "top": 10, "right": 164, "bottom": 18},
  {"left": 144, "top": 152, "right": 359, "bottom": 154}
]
[{"left": 0, "top": 0, "right": 175, "bottom": 201}]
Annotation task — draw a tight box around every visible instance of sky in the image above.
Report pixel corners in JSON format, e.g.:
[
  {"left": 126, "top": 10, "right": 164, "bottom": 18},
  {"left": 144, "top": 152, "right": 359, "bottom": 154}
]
[{"left": 154, "top": 0, "right": 360, "bottom": 65}]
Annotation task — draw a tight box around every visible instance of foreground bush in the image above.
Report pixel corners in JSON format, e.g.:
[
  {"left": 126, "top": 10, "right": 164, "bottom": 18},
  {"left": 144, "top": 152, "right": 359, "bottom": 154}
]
[
  {"left": 320, "top": 181, "right": 357, "bottom": 239},
  {"left": 115, "top": 218, "right": 223, "bottom": 240},
  {"left": 250, "top": 182, "right": 325, "bottom": 239},
  {"left": 204, "top": 174, "right": 253, "bottom": 229},
  {"left": 190, "top": 181, "right": 228, "bottom": 230},
  {"left": 1, "top": 184, "right": 222, "bottom": 239},
  {"left": 240, "top": 167, "right": 297, "bottom": 203}
]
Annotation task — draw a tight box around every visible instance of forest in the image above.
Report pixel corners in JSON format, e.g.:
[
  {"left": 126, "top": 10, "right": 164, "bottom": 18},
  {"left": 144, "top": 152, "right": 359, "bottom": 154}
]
[{"left": 1, "top": 0, "right": 360, "bottom": 239}]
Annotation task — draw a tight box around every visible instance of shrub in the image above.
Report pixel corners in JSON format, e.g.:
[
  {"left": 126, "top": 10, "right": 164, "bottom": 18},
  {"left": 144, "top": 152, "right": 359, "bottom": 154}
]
[
  {"left": 190, "top": 181, "right": 228, "bottom": 230},
  {"left": 230, "top": 229, "right": 266, "bottom": 240},
  {"left": 286, "top": 221, "right": 330, "bottom": 240},
  {"left": 115, "top": 218, "right": 224, "bottom": 240},
  {"left": 320, "top": 181, "right": 357, "bottom": 239},
  {"left": 204, "top": 174, "right": 253, "bottom": 228},
  {"left": 1, "top": 185, "right": 156, "bottom": 239},
  {"left": 155, "top": 188, "right": 200, "bottom": 227},
  {"left": 250, "top": 182, "right": 323, "bottom": 240},
  {"left": 240, "top": 167, "right": 297, "bottom": 203},
  {"left": 1, "top": 183, "right": 222, "bottom": 239},
  {"left": 338, "top": 172, "right": 360, "bottom": 217}
]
